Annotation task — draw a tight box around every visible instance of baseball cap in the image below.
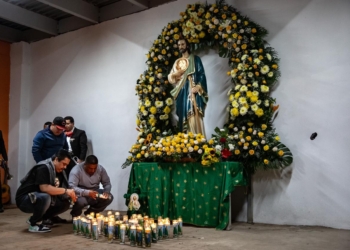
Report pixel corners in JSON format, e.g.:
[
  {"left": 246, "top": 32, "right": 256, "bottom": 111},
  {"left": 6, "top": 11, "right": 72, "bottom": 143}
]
[{"left": 52, "top": 117, "right": 66, "bottom": 130}]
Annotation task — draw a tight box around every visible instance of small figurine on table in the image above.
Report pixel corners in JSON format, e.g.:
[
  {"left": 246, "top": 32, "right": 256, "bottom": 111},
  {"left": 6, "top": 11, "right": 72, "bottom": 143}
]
[{"left": 128, "top": 193, "right": 141, "bottom": 211}]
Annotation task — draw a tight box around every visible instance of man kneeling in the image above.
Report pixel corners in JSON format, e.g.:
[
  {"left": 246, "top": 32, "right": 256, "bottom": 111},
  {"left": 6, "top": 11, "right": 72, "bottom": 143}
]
[
  {"left": 16, "top": 149, "right": 77, "bottom": 233},
  {"left": 69, "top": 155, "right": 113, "bottom": 217}
]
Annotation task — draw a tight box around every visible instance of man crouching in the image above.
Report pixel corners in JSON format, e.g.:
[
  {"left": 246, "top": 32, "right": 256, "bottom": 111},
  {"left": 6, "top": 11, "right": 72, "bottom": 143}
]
[{"left": 16, "top": 149, "right": 77, "bottom": 233}]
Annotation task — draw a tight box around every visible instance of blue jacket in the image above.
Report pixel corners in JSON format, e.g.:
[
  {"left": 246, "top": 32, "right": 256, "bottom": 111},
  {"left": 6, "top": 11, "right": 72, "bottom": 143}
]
[{"left": 32, "top": 127, "right": 68, "bottom": 163}]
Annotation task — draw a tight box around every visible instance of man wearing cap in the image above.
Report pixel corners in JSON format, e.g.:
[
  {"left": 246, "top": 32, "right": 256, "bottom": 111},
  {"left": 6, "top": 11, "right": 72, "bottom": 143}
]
[{"left": 32, "top": 117, "right": 69, "bottom": 163}]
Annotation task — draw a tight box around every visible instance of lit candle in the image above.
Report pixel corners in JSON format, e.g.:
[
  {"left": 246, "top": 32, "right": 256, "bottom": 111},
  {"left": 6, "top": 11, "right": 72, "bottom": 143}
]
[
  {"left": 173, "top": 220, "right": 178, "bottom": 238},
  {"left": 77, "top": 216, "right": 82, "bottom": 235},
  {"left": 92, "top": 221, "right": 99, "bottom": 241},
  {"left": 136, "top": 226, "right": 143, "bottom": 247},
  {"left": 90, "top": 212, "right": 95, "bottom": 218},
  {"left": 123, "top": 215, "right": 128, "bottom": 223},
  {"left": 104, "top": 217, "right": 109, "bottom": 237},
  {"left": 107, "top": 211, "right": 112, "bottom": 216},
  {"left": 120, "top": 224, "right": 126, "bottom": 244},
  {"left": 145, "top": 227, "right": 151, "bottom": 247},
  {"left": 151, "top": 223, "right": 158, "bottom": 243},
  {"left": 157, "top": 216, "right": 162, "bottom": 223},
  {"left": 97, "top": 216, "right": 103, "bottom": 235},
  {"left": 158, "top": 221, "right": 163, "bottom": 240},
  {"left": 73, "top": 217, "right": 78, "bottom": 235},
  {"left": 178, "top": 217, "right": 183, "bottom": 236},
  {"left": 115, "top": 211, "right": 120, "bottom": 221},
  {"left": 96, "top": 213, "right": 100, "bottom": 218},
  {"left": 130, "top": 225, "right": 136, "bottom": 247},
  {"left": 81, "top": 218, "right": 86, "bottom": 237},
  {"left": 164, "top": 221, "right": 170, "bottom": 239},
  {"left": 114, "top": 220, "right": 120, "bottom": 240},
  {"left": 108, "top": 221, "right": 114, "bottom": 243},
  {"left": 86, "top": 219, "right": 91, "bottom": 239}
]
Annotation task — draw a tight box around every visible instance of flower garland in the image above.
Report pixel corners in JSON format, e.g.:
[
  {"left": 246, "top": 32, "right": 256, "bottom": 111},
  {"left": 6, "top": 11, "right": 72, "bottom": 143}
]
[{"left": 122, "top": 0, "right": 293, "bottom": 172}]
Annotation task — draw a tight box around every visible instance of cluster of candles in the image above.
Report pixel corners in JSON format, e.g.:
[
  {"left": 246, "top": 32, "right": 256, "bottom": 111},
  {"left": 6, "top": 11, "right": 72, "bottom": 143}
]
[{"left": 72, "top": 211, "right": 183, "bottom": 247}]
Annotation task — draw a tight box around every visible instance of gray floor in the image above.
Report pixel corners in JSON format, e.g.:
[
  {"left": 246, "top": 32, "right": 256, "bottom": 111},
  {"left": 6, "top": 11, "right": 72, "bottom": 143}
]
[{"left": 0, "top": 206, "right": 349, "bottom": 250}]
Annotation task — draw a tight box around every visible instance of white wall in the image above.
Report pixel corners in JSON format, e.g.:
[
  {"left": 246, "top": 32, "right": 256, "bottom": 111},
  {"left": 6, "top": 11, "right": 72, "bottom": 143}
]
[{"left": 9, "top": 0, "right": 350, "bottom": 230}]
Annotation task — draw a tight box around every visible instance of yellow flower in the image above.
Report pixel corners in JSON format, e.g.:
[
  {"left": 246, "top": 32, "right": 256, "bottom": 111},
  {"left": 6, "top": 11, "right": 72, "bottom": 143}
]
[
  {"left": 261, "top": 124, "right": 267, "bottom": 130},
  {"left": 234, "top": 92, "right": 241, "bottom": 99},
  {"left": 248, "top": 128, "right": 253, "bottom": 133},
  {"left": 250, "top": 96, "right": 258, "bottom": 103},
  {"left": 241, "top": 44, "right": 247, "bottom": 50},
  {"left": 153, "top": 57, "right": 158, "bottom": 62},
  {"left": 275, "top": 136, "right": 280, "bottom": 141},
  {"left": 246, "top": 136, "right": 251, "bottom": 141},
  {"left": 214, "top": 8, "right": 219, "bottom": 13},
  {"left": 136, "top": 118, "right": 140, "bottom": 126},
  {"left": 278, "top": 150, "right": 284, "bottom": 156},
  {"left": 244, "top": 21, "right": 249, "bottom": 26},
  {"left": 249, "top": 150, "right": 254, "bottom": 155},
  {"left": 136, "top": 153, "right": 141, "bottom": 159},
  {"left": 234, "top": 149, "right": 240, "bottom": 155},
  {"left": 174, "top": 34, "right": 180, "bottom": 40},
  {"left": 258, "top": 132, "right": 264, "bottom": 138},
  {"left": 163, "top": 106, "right": 171, "bottom": 114},
  {"left": 199, "top": 31, "right": 205, "bottom": 38},
  {"left": 222, "top": 14, "right": 227, "bottom": 19},
  {"left": 263, "top": 145, "right": 269, "bottom": 151},
  {"left": 252, "top": 141, "right": 258, "bottom": 146},
  {"left": 272, "top": 64, "right": 278, "bottom": 69},
  {"left": 252, "top": 28, "right": 257, "bottom": 33},
  {"left": 264, "top": 159, "right": 269, "bottom": 164},
  {"left": 149, "top": 106, "right": 157, "bottom": 114},
  {"left": 246, "top": 91, "right": 252, "bottom": 98},
  {"left": 194, "top": 145, "right": 199, "bottom": 151},
  {"left": 183, "top": 148, "right": 188, "bottom": 153},
  {"left": 208, "top": 139, "right": 214, "bottom": 145},
  {"left": 247, "top": 122, "right": 254, "bottom": 127},
  {"left": 230, "top": 108, "right": 239, "bottom": 117},
  {"left": 255, "top": 108, "right": 264, "bottom": 117},
  {"left": 174, "top": 51, "right": 179, "bottom": 56}
]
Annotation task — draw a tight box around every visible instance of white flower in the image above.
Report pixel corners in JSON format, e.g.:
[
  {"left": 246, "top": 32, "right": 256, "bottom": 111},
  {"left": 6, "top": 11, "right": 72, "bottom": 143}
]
[
  {"left": 231, "top": 100, "right": 239, "bottom": 108},
  {"left": 261, "top": 85, "right": 269, "bottom": 93},
  {"left": 235, "top": 48, "right": 240, "bottom": 52},
  {"left": 220, "top": 129, "right": 225, "bottom": 132},
  {"left": 251, "top": 49, "right": 258, "bottom": 54},
  {"left": 228, "top": 144, "right": 234, "bottom": 151},
  {"left": 154, "top": 87, "right": 160, "bottom": 94},
  {"left": 194, "top": 140, "right": 199, "bottom": 145},
  {"left": 248, "top": 72, "right": 253, "bottom": 78},
  {"left": 228, "top": 38, "right": 232, "bottom": 43},
  {"left": 155, "top": 66, "right": 158, "bottom": 69},
  {"left": 243, "top": 146, "right": 248, "bottom": 150},
  {"left": 237, "top": 19, "right": 241, "bottom": 23},
  {"left": 170, "top": 30, "right": 173, "bottom": 35},
  {"left": 235, "top": 84, "right": 241, "bottom": 90},
  {"left": 167, "top": 53, "right": 171, "bottom": 57},
  {"left": 242, "top": 126, "right": 246, "bottom": 130},
  {"left": 240, "top": 29, "right": 244, "bottom": 33},
  {"left": 195, "top": 25, "right": 203, "bottom": 31},
  {"left": 184, "top": 134, "right": 188, "bottom": 138},
  {"left": 241, "top": 55, "right": 248, "bottom": 61},
  {"left": 165, "top": 36, "right": 169, "bottom": 40},
  {"left": 209, "top": 7, "right": 214, "bottom": 11},
  {"left": 240, "top": 86, "right": 248, "bottom": 92},
  {"left": 266, "top": 53, "right": 272, "bottom": 61},
  {"left": 145, "top": 153, "right": 149, "bottom": 158},
  {"left": 273, "top": 147, "right": 278, "bottom": 152},
  {"left": 240, "top": 79, "right": 247, "bottom": 84},
  {"left": 252, "top": 81, "right": 259, "bottom": 88},
  {"left": 264, "top": 100, "right": 270, "bottom": 107},
  {"left": 143, "top": 89, "right": 148, "bottom": 94},
  {"left": 251, "top": 37, "right": 255, "bottom": 41},
  {"left": 237, "top": 40, "right": 241, "bottom": 45},
  {"left": 218, "top": 31, "right": 222, "bottom": 36},
  {"left": 141, "top": 146, "right": 147, "bottom": 150},
  {"left": 158, "top": 55, "right": 163, "bottom": 60},
  {"left": 165, "top": 98, "right": 173, "bottom": 106},
  {"left": 238, "top": 97, "right": 247, "bottom": 104},
  {"left": 227, "top": 30, "right": 232, "bottom": 34},
  {"left": 253, "top": 91, "right": 259, "bottom": 96},
  {"left": 240, "top": 107, "right": 248, "bottom": 115},
  {"left": 253, "top": 58, "right": 261, "bottom": 65},
  {"left": 253, "top": 130, "right": 257, "bottom": 135},
  {"left": 142, "top": 110, "right": 148, "bottom": 116},
  {"left": 184, "top": 140, "right": 188, "bottom": 144},
  {"left": 188, "top": 147, "right": 194, "bottom": 152},
  {"left": 144, "top": 100, "right": 151, "bottom": 107},
  {"left": 151, "top": 52, "right": 155, "bottom": 57},
  {"left": 138, "top": 138, "right": 145, "bottom": 144},
  {"left": 157, "top": 73, "right": 163, "bottom": 79},
  {"left": 215, "top": 145, "right": 222, "bottom": 151},
  {"left": 173, "top": 44, "right": 177, "bottom": 48},
  {"left": 260, "top": 65, "right": 270, "bottom": 74},
  {"left": 147, "top": 61, "right": 151, "bottom": 65},
  {"left": 234, "top": 127, "right": 238, "bottom": 132},
  {"left": 251, "top": 104, "right": 258, "bottom": 112},
  {"left": 257, "top": 100, "right": 262, "bottom": 105},
  {"left": 198, "top": 149, "right": 203, "bottom": 154},
  {"left": 234, "top": 134, "right": 239, "bottom": 139},
  {"left": 268, "top": 72, "right": 274, "bottom": 78},
  {"left": 201, "top": 138, "right": 206, "bottom": 142},
  {"left": 261, "top": 140, "right": 266, "bottom": 144},
  {"left": 155, "top": 101, "right": 164, "bottom": 108},
  {"left": 237, "top": 63, "right": 244, "bottom": 70},
  {"left": 231, "top": 70, "right": 236, "bottom": 78},
  {"left": 214, "top": 19, "right": 219, "bottom": 25},
  {"left": 163, "top": 114, "right": 169, "bottom": 120}
]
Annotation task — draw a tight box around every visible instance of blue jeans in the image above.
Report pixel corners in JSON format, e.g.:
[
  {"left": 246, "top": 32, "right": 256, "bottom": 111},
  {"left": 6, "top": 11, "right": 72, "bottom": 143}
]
[
  {"left": 16, "top": 192, "right": 70, "bottom": 226},
  {"left": 70, "top": 189, "right": 114, "bottom": 217}
]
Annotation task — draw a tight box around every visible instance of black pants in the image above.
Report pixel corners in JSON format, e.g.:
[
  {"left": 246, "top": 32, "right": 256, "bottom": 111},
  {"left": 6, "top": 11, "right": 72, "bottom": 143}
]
[{"left": 16, "top": 193, "right": 70, "bottom": 226}]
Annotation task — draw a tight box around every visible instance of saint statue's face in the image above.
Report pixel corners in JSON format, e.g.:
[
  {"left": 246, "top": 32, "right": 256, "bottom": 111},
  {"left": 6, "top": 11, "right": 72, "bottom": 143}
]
[{"left": 178, "top": 40, "right": 188, "bottom": 54}]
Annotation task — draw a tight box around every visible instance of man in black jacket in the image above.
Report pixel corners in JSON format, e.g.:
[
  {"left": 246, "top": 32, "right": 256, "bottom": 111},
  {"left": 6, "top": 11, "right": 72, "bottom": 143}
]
[
  {"left": 64, "top": 116, "right": 88, "bottom": 176},
  {"left": 16, "top": 149, "right": 77, "bottom": 233}
]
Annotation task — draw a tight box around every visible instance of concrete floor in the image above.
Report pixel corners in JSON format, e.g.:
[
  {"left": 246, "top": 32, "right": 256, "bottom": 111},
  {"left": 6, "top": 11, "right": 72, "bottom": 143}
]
[{"left": 0, "top": 206, "right": 349, "bottom": 250}]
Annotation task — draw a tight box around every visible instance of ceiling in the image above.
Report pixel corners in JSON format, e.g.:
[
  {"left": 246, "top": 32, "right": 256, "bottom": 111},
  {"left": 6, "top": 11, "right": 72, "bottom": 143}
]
[{"left": 0, "top": 0, "right": 176, "bottom": 43}]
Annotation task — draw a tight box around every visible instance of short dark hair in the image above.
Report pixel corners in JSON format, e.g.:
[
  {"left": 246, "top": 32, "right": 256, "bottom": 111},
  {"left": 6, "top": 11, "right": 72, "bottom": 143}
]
[
  {"left": 51, "top": 149, "right": 71, "bottom": 162},
  {"left": 64, "top": 116, "right": 75, "bottom": 124},
  {"left": 85, "top": 155, "right": 98, "bottom": 165},
  {"left": 178, "top": 38, "right": 191, "bottom": 54},
  {"left": 44, "top": 121, "right": 52, "bottom": 126}
]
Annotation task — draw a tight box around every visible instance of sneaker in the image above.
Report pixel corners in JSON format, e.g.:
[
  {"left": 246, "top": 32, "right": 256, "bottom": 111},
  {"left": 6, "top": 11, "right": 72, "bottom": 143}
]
[
  {"left": 42, "top": 219, "right": 54, "bottom": 227},
  {"left": 28, "top": 224, "right": 51, "bottom": 233}
]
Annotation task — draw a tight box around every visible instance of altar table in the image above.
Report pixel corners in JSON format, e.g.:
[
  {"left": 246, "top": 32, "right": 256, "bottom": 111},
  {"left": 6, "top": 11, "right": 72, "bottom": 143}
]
[{"left": 125, "top": 162, "right": 246, "bottom": 230}]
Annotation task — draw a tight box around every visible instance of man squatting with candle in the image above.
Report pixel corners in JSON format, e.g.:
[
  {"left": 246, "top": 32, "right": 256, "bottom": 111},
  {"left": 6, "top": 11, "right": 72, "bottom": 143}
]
[
  {"left": 69, "top": 155, "right": 113, "bottom": 217},
  {"left": 15, "top": 149, "right": 77, "bottom": 233}
]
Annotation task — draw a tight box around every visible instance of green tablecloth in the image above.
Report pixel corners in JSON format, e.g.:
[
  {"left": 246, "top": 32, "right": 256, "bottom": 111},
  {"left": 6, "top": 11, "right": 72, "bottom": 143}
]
[{"left": 126, "top": 162, "right": 246, "bottom": 230}]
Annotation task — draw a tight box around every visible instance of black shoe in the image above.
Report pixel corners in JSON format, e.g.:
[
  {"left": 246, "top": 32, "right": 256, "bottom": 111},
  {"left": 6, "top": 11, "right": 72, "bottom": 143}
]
[
  {"left": 42, "top": 219, "right": 54, "bottom": 227},
  {"left": 51, "top": 216, "right": 68, "bottom": 224},
  {"left": 28, "top": 224, "right": 51, "bottom": 233}
]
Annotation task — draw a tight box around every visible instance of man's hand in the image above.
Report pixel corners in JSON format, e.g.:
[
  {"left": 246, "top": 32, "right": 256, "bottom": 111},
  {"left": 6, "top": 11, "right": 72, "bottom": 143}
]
[
  {"left": 88, "top": 190, "right": 98, "bottom": 200},
  {"left": 66, "top": 189, "right": 77, "bottom": 202}
]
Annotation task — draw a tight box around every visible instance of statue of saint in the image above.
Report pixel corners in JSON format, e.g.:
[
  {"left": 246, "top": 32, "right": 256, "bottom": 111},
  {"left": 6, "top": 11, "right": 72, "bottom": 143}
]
[{"left": 168, "top": 39, "right": 208, "bottom": 135}]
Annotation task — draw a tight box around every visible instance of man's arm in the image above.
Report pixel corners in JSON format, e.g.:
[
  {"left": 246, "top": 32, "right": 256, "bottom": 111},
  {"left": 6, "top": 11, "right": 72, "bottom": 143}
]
[
  {"left": 63, "top": 134, "right": 69, "bottom": 151},
  {"left": 32, "top": 132, "right": 44, "bottom": 163},
  {"left": 68, "top": 168, "right": 97, "bottom": 199},
  {"left": 40, "top": 184, "right": 76, "bottom": 201},
  {"left": 100, "top": 167, "right": 112, "bottom": 194},
  {"left": 79, "top": 131, "right": 88, "bottom": 160}
]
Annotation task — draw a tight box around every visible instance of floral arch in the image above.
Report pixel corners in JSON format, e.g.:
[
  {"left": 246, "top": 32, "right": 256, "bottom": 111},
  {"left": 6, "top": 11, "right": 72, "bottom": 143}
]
[{"left": 122, "top": 0, "right": 293, "bottom": 173}]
